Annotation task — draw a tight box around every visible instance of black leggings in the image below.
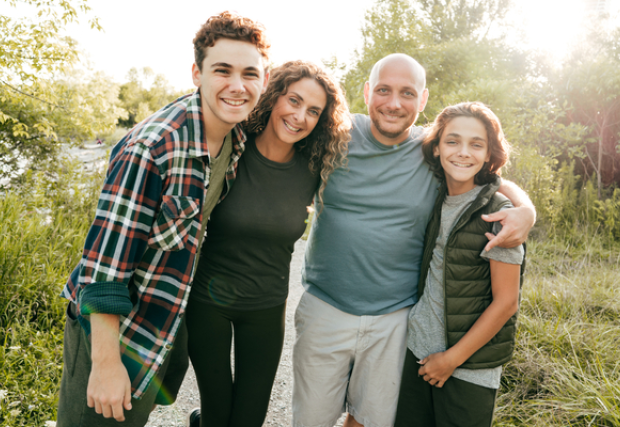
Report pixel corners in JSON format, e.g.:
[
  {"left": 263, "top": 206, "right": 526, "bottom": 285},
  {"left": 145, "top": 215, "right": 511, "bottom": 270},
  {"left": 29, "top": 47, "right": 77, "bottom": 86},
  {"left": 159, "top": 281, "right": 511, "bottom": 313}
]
[{"left": 186, "top": 298, "right": 286, "bottom": 427}]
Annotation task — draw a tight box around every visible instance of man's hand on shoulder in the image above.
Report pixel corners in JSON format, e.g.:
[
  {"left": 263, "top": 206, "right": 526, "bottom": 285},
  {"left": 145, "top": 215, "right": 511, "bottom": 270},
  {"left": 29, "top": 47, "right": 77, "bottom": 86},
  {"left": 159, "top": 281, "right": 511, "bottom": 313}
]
[
  {"left": 484, "top": 179, "right": 536, "bottom": 252},
  {"left": 482, "top": 205, "right": 535, "bottom": 251},
  {"left": 87, "top": 313, "right": 132, "bottom": 421}
]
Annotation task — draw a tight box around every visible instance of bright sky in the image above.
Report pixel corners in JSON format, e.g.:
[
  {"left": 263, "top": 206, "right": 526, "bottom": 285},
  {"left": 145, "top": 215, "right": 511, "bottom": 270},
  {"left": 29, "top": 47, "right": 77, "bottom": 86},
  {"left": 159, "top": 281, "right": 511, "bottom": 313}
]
[
  {"left": 63, "top": 0, "right": 378, "bottom": 91},
  {"left": 9, "top": 0, "right": 620, "bottom": 90}
]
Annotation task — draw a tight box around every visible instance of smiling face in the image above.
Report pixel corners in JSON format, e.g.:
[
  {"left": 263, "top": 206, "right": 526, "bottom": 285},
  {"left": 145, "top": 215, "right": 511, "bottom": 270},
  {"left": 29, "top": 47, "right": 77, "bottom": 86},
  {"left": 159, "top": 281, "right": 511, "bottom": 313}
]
[
  {"left": 192, "top": 38, "right": 268, "bottom": 137},
  {"left": 363, "top": 56, "right": 429, "bottom": 146},
  {"left": 262, "top": 78, "right": 327, "bottom": 146},
  {"left": 433, "top": 116, "right": 491, "bottom": 196}
]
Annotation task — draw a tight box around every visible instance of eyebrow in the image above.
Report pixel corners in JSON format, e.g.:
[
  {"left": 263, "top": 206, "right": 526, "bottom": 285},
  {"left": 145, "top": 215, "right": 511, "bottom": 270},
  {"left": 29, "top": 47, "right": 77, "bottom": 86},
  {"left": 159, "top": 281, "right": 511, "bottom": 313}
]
[
  {"left": 290, "top": 91, "right": 324, "bottom": 112},
  {"left": 445, "top": 133, "right": 486, "bottom": 141},
  {"left": 375, "top": 83, "right": 418, "bottom": 95},
  {"left": 210, "top": 62, "right": 261, "bottom": 73}
]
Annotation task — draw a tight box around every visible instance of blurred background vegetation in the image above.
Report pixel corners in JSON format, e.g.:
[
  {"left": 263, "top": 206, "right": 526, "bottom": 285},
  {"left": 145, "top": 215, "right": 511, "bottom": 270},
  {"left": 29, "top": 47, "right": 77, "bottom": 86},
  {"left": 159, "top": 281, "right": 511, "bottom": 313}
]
[{"left": 1, "top": 0, "right": 619, "bottom": 425}]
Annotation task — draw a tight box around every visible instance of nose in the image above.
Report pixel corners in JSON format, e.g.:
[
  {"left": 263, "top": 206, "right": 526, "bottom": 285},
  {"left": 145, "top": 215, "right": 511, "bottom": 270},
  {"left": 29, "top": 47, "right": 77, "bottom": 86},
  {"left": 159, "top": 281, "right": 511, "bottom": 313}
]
[
  {"left": 291, "top": 107, "right": 304, "bottom": 124},
  {"left": 228, "top": 74, "right": 245, "bottom": 94},
  {"left": 458, "top": 145, "right": 471, "bottom": 157},
  {"left": 385, "top": 94, "right": 401, "bottom": 110}
]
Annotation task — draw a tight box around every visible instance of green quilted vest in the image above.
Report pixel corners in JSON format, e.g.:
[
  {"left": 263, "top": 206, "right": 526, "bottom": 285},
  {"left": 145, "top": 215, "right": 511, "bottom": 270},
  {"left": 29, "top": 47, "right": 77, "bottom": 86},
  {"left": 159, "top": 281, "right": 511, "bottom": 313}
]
[{"left": 417, "top": 178, "right": 526, "bottom": 369}]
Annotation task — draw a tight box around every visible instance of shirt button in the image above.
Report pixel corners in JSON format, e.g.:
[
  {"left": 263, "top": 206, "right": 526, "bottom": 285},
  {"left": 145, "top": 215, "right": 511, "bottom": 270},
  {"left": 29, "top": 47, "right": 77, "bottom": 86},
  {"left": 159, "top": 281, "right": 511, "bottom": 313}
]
[
  {"left": 165, "top": 344, "right": 172, "bottom": 350},
  {"left": 178, "top": 312, "right": 184, "bottom": 319}
]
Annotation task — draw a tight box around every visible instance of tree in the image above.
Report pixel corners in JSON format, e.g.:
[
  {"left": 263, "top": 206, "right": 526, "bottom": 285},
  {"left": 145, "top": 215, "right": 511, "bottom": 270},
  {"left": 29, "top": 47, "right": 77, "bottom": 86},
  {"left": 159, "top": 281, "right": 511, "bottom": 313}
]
[
  {"left": 0, "top": 0, "right": 125, "bottom": 182},
  {"left": 117, "top": 67, "right": 188, "bottom": 128},
  {"left": 338, "top": 0, "right": 527, "bottom": 121},
  {"left": 551, "top": 23, "right": 620, "bottom": 197}
]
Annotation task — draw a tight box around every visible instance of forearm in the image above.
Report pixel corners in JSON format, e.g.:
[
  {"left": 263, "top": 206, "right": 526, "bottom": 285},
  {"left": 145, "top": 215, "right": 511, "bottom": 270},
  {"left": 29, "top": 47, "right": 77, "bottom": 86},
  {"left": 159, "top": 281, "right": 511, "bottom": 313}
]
[
  {"left": 90, "top": 313, "right": 122, "bottom": 366},
  {"left": 87, "top": 313, "right": 133, "bottom": 420},
  {"left": 498, "top": 179, "right": 536, "bottom": 224},
  {"left": 445, "top": 299, "right": 518, "bottom": 367}
]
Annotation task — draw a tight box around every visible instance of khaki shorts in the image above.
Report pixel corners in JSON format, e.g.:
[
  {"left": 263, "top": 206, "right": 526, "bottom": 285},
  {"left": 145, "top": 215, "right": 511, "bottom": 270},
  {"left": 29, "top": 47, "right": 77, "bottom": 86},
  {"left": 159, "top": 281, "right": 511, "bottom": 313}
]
[{"left": 293, "top": 291, "right": 410, "bottom": 427}]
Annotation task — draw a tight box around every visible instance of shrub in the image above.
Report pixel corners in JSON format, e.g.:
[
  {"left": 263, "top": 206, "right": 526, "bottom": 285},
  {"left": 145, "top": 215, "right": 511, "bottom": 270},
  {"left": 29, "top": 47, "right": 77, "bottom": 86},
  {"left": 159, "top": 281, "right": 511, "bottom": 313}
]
[{"left": 0, "top": 159, "right": 103, "bottom": 426}]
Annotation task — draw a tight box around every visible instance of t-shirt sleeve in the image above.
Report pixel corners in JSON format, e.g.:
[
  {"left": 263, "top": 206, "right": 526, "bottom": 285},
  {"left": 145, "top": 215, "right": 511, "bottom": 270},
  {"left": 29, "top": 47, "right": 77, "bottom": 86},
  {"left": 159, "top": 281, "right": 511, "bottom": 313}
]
[{"left": 480, "top": 203, "right": 524, "bottom": 265}]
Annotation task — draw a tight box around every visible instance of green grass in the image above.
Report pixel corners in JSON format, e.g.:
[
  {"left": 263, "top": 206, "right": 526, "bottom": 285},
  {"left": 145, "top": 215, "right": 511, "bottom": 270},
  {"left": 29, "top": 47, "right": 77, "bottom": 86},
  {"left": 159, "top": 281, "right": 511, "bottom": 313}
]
[
  {"left": 496, "top": 239, "right": 620, "bottom": 426},
  {"left": 1, "top": 163, "right": 620, "bottom": 426},
  {"left": 1, "top": 161, "right": 103, "bottom": 427}
]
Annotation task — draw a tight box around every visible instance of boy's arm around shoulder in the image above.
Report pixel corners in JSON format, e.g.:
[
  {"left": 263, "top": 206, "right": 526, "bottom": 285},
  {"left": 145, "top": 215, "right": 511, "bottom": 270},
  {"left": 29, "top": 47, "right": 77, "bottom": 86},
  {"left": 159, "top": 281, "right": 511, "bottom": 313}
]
[{"left": 483, "top": 178, "right": 535, "bottom": 252}]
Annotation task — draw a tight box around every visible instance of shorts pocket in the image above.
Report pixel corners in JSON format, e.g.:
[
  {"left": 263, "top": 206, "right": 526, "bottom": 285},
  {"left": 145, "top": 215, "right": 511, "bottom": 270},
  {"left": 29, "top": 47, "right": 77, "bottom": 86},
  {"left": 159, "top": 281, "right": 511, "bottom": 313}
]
[{"left": 148, "top": 196, "right": 201, "bottom": 252}]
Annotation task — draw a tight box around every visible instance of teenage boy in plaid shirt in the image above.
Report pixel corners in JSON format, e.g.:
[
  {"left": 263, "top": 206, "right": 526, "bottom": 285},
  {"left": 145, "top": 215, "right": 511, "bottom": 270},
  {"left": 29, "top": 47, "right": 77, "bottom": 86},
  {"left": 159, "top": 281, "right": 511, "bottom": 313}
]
[{"left": 56, "top": 12, "right": 269, "bottom": 426}]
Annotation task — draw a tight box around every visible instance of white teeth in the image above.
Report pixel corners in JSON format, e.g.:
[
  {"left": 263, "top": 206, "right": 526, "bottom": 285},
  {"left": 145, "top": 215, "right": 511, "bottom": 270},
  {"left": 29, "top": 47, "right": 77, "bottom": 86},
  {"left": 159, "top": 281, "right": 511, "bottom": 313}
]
[
  {"left": 284, "top": 120, "right": 301, "bottom": 132},
  {"left": 223, "top": 99, "right": 244, "bottom": 106},
  {"left": 452, "top": 162, "right": 472, "bottom": 167}
]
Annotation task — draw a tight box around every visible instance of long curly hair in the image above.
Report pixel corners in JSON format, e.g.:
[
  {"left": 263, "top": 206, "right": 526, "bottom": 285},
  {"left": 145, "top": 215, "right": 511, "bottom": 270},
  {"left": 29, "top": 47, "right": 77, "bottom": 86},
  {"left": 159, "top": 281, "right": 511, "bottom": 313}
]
[
  {"left": 244, "top": 60, "right": 351, "bottom": 207},
  {"left": 422, "top": 102, "right": 510, "bottom": 185}
]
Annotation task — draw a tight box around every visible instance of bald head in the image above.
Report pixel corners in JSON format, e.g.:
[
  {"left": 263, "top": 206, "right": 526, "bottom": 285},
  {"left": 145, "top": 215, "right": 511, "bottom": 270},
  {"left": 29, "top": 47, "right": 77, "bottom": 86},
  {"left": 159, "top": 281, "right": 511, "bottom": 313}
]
[
  {"left": 368, "top": 54, "right": 426, "bottom": 93},
  {"left": 363, "top": 53, "right": 429, "bottom": 146}
]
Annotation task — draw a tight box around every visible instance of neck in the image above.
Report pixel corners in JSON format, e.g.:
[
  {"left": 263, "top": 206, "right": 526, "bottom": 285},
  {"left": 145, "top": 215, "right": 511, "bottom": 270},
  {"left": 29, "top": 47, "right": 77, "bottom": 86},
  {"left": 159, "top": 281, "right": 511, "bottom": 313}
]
[
  {"left": 446, "top": 179, "right": 476, "bottom": 196},
  {"left": 201, "top": 99, "right": 234, "bottom": 158},
  {"left": 254, "top": 132, "right": 295, "bottom": 163}
]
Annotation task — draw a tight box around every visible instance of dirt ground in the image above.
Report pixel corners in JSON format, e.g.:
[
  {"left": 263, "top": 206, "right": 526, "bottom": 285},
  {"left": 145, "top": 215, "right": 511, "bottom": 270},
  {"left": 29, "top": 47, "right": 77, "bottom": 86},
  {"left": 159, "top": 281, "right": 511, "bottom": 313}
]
[{"left": 145, "top": 240, "right": 346, "bottom": 427}]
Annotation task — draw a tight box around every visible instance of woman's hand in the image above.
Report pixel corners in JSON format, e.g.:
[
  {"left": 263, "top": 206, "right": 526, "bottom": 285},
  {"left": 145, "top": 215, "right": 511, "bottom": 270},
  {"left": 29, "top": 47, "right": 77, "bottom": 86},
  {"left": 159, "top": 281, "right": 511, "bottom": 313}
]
[{"left": 417, "top": 351, "right": 459, "bottom": 389}]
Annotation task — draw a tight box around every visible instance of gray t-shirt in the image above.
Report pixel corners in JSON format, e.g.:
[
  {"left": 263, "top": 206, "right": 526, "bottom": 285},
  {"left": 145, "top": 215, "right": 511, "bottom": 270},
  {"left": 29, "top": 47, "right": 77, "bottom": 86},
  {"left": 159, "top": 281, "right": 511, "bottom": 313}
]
[
  {"left": 302, "top": 114, "right": 438, "bottom": 316},
  {"left": 407, "top": 185, "right": 524, "bottom": 389}
]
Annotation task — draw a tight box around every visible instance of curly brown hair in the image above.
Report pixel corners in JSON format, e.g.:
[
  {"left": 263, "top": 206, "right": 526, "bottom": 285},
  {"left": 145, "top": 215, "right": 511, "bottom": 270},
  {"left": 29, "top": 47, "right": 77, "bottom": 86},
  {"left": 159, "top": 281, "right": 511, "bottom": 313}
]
[
  {"left": 193, "top": 11, "right": 270, "bottom": 70},
  {"left": 244, "top": 60, "right": 351, "bottom": 208},
  {"left": 422, "top": 102, "right": 510, "bottom": 185}
]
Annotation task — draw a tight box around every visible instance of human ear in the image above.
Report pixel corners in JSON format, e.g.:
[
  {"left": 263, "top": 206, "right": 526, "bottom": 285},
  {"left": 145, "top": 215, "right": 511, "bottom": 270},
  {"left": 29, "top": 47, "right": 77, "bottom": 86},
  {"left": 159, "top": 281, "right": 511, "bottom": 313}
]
[
  {"left": 433, "top": 144, "right": 439, "bottom": 157},
  {"left": 191, "top": 63, "right": 202, "bottom": 88},
  {"left": 419, "top": 88, "right": 429, "bottom": 112},
  {"left": 261, "top": 70, "right": 270, "bottom": 94}
]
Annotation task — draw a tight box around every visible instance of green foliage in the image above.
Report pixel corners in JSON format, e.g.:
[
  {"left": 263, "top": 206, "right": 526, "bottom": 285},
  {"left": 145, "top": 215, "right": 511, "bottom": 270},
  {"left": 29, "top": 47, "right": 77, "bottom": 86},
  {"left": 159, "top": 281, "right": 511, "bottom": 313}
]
[
  {"left": 496, "top": 239, "right": 620, "bottom": 426},
  {"left": 0, "top": 160, "right": 103, "bottom": 426},
  {"left": 339, "top": 0, "right": 527, "bottom": 122},
  {"left": 117, "top": 67, "right": 188, "bottom": 128},
  {"left": 550, "top": 24, "right": 620, "bottom": 195},
  {"left": 0, "top": 0, "right": 126, "bottom": 181}
]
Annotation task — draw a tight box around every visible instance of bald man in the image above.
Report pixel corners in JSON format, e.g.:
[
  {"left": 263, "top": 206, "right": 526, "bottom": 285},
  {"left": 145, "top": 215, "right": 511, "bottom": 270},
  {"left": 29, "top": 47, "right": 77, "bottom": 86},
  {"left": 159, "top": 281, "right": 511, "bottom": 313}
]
[{"left": 292, "top": 54, "right": 535, "bottom": 427}]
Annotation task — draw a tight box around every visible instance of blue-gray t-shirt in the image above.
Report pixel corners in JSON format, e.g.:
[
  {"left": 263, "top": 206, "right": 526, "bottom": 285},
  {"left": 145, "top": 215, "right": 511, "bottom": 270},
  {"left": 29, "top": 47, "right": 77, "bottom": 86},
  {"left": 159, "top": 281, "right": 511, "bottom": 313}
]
[{"left": 302, "top": 114, "right": 438, "bottom": 316}]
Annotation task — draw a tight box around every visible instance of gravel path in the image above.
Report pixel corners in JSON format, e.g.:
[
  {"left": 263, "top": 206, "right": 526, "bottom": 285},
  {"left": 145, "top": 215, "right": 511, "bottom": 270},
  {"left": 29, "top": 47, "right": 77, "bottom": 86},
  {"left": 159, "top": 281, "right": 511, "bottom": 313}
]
[{"left": 145, "top": 240, "right": 346, "bottom": 427}]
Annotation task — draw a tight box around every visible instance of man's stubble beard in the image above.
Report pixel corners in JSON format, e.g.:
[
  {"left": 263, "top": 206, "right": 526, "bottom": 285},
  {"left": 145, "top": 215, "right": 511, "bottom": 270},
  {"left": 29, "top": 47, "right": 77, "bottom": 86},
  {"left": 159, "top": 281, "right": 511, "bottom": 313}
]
[{"left": 369, "top": 110, "right": 419, "bottom": 140}]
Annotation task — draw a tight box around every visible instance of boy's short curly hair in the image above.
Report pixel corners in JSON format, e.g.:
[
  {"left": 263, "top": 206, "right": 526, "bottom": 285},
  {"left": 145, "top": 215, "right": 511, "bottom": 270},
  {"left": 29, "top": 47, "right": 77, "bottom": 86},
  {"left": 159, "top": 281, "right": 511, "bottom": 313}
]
[
  {"left": 422, "top": 102, "right": 510, "bottom": 185},
  {"left": 193, "top": 11, "right": 270, "bottom": 70}
]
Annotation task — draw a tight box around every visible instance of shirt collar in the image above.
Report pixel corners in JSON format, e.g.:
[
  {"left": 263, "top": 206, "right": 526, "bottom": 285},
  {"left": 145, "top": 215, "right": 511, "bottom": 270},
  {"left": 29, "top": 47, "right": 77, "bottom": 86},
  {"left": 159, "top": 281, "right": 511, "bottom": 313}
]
[{"left": 187, "top": 88, "right": 247, "bottom": 159}]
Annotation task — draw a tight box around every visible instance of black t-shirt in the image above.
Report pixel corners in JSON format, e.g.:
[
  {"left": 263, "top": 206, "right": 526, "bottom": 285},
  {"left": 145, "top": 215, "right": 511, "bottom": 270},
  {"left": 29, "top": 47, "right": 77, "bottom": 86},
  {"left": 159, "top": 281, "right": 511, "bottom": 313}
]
[{"left": 190, "top": 136, "right": 319, "bottom": 310}]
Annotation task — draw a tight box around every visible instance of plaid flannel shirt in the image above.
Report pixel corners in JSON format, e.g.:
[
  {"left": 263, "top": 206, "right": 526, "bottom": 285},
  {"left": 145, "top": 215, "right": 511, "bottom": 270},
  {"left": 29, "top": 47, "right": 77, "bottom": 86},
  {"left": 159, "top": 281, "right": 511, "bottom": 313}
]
[{"left": 61, "top": 90, "right": 246, "bottom": 398}]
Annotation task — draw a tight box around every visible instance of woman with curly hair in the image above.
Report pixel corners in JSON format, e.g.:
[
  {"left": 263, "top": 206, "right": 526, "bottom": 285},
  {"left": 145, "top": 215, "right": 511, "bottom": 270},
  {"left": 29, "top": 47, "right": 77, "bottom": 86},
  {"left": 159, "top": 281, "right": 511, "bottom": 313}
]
[{"left": 185, "top": 60, "right": 351, "bottom": 427}]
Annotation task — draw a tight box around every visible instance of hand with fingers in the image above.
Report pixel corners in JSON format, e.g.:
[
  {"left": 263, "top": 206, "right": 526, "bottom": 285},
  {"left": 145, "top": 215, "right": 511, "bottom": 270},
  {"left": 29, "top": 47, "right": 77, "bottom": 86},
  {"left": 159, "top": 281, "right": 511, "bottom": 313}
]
[
  {"left": 417, "top": 351, "right": 459, "bottom": 389},
  {"left": 482, "top": 205, "right": 534, "bottom": 252},
  {"left": 87, "top": 357, "right": 133, "bottom": 421}
]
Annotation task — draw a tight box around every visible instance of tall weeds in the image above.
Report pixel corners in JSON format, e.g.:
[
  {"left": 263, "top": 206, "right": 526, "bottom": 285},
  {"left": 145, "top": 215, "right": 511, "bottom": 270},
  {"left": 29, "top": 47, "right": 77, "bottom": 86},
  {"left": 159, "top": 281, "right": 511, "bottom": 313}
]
[
  {"left": 496, "top": 238, "right": 620, "bottom": 426},
  {"left": 0, "top": 160, "right": 103, "bottom": 426}
]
